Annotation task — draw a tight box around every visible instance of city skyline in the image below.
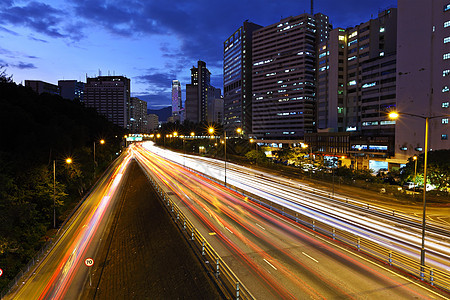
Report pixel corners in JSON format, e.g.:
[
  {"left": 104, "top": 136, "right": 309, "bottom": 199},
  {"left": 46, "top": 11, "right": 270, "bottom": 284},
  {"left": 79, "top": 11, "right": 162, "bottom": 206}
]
[{"left": 1, "top": 0, "right": 396, "bottom": 109}]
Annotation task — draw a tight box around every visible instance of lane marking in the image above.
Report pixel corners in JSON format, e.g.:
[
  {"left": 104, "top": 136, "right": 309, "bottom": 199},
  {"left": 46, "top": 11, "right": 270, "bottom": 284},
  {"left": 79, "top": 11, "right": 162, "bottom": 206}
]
[
  {"left": 261, "top": 207, "right": 448, "bottom": 299},
  {"left": 227, "top": 205, "right": 235, "bottom": 211},
  {"left": 263, "top": 259, "right": 278, "bottom": 270},
  {"left": 302, "top": 252, "right": 319, "bottom": 263},
  {"left": 255, "top": 223, "right": 266, "bottom": 230},
  {"left": 225, "top": 227, "right": 234, "bottom": 234}
]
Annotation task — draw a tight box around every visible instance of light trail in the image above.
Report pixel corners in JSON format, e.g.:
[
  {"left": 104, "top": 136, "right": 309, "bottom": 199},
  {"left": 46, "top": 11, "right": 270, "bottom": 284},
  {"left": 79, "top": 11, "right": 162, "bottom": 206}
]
[
  {"left": 133, "top": 143, "right": 445, "bottom": 299},
  {"left": 141, "top": 141, "right": 450, "bottom": 273},
  {"left": 10, "top": 152, "right": 132, "bottom": 300}
]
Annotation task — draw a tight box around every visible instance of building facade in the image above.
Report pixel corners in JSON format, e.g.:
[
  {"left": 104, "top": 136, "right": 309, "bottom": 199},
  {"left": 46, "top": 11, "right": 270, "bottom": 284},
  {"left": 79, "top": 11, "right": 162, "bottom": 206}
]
[
  {"left": 185, "top": 61, "right": 214, "bottom": 123},
  {"left": 84, "top": 76, "right": 130, "bottom": 129},
  {"left": 172, "top": 80, "right": 182, "bottom": 114},
  {"left": 313, "top": 9, "right": 397, "bottom": 168},
  {"left": 223, "top": 21, "right": 262, "bottom": 136},
  {"left": 252, "top": 13, "right": 331, "bottom": 140},
  {"left": 129, "top": 97, "right": 148, "bottom": 133},
  {"left": 25, "top": 80, "right": 60, "bottom": 95},
  {"left": 58, "top": 80, "right": 85, "bottom": 102},
  {"left": 393, "top": 0, "right": 450, "bottom": 162}
]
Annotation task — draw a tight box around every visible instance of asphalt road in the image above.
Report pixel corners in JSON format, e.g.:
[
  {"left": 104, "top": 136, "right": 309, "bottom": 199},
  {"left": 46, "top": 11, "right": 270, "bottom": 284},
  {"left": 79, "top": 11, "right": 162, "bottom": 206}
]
[{"left": 134, "top": 144, "right": 450, "bottom": 299}]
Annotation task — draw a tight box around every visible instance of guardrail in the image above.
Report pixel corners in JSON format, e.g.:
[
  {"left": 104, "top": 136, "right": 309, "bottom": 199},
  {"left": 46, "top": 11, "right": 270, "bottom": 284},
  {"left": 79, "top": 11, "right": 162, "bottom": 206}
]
[
  {"left": 135, "top": 159, "right": 255, "bottom": 300},
  {"left": 185, "top": 168, "right": 450, "bottom": 294}
]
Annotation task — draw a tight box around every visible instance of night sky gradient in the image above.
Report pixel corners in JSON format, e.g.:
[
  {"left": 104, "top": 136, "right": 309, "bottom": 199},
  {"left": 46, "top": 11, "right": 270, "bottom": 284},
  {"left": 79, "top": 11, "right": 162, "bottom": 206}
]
[{"left": 0, "top": 0, "right": 396, "bottom": 109}]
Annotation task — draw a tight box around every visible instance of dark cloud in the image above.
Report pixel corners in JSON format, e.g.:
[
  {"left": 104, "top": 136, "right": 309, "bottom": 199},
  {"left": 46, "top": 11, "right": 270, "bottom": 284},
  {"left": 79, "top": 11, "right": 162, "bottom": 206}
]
[
  {"left": 11, "top": 61, "right": 37, "bottom": 69},
  {"left": 0, "top": 1, "right": 82, "bottom": 40},
  {"left": 0, "top": 25, "right": 18, "bottom": 35},
  {"left": 29, "top": 36, "right": 48, "bottom": 43},
  {"left": 132, "top": 93, "right": 171, "bottom": 110}
]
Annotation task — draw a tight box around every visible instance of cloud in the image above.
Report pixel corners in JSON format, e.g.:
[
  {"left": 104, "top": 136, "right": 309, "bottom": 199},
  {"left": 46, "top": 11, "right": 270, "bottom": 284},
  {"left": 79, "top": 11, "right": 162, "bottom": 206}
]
[
  {"left": 11, "top": 61, "right": 37, "bottom": 69},
  {"left": 0, "top": 1, "right": 83, "bottom": 41}
]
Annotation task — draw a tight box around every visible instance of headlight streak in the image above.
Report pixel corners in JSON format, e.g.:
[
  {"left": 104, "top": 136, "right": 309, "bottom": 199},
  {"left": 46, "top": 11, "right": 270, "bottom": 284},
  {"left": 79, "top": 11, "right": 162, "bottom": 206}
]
[
  {"left": 141, "top": 142, "right": 450, "bottom": 272},
  {"left": 33, "top": 153, "right": 133, "bottom": 300},
  {"left": 133, "top": 145, "right": 435, "bottom": 299}
]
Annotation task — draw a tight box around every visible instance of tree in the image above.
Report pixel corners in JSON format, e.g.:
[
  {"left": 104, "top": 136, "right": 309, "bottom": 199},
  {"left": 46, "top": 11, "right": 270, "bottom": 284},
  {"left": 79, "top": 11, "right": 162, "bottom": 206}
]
[
  {"left": 0, "top": 66, "right": 13, "bottom": 83},
  {"left": 245, "top": 149, "right": 269, "bottom": 165}
]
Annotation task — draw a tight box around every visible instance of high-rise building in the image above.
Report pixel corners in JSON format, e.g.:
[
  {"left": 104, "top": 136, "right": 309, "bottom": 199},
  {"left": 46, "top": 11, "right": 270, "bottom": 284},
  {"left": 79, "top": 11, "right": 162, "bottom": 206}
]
[
  {"left": 315, "top": 9, "right": 397, "bottom": 161},
  {"left": 172, "top": 80, "right": 182, "bottom": 114},
  {"left": 393, "top": 0, "right": 450, "bottom": 162},
  {"left": 58, "top": 80, "right": 85, "bottom": 102},
  {"left": 25, "top": 80, "right": 60, "bottom": 95},
  {"left": 84, "top": 76, "right": 130, "bottom": 129},
  {"left": 223, "top": 21, "right": 262, "bottom": 136},
  {"left": 146, "top": 114, "right": 159, "bottom": 131},
  {"left": 185, "top": 61, "right": 214, "bottom": 123},
  {"left": 129, "top": 97, "right": 147, "bottom": 133},
  {"left": 252, "top": 13, "right": 331, "bottom": 140}
]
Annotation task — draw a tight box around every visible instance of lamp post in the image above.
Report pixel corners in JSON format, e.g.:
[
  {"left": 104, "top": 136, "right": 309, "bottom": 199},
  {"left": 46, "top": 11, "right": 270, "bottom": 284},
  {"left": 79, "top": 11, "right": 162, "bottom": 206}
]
[
  {"left": 93, "top": 139, "right": 105, "bottom": 178},
  {"left": 389, "top": 111, "right": 450, "bottom": 277},
  {"left": 53, "top": 157, "right": 72, "bottom": 228},
  {"left": 413, "top": 155, "right": 418, "bottom": 198}
]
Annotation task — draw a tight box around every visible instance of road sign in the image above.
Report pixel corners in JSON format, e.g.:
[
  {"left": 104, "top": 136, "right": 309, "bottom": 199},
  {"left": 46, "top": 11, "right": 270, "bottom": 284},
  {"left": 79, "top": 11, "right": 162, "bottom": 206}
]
[
  {"left": 0, "top": 268, "right": 3, "bottom": 277},
  {"left": 84, "top": 258, "right": 94, "bottom": 267}
]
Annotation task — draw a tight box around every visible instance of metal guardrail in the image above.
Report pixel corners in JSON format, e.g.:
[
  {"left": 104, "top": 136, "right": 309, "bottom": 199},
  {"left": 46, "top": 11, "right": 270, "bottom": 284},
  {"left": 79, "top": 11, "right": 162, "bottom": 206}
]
[
  {"left": 186, "top": 168, "right": 450, "bottom": 294},
  {"left": 136, "top": 160, "right": 255, "bottom": 300}
]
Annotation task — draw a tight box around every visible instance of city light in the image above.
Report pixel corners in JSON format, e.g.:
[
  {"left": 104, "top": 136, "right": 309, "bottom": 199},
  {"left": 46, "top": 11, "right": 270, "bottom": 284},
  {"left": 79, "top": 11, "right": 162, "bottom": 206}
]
[{"left": 66, "top": 157, "right": 72, "bottom": 164}]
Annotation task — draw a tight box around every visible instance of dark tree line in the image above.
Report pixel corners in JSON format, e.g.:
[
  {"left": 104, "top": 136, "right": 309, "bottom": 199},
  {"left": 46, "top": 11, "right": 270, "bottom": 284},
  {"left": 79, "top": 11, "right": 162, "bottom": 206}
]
[{"left": 0, "top": 71, "right": 125, "bottom": 292}]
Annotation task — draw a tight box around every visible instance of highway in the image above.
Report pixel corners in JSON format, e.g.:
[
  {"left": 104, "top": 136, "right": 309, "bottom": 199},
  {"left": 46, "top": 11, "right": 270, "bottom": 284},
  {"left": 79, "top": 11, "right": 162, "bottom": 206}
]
[
  {"left": 5, "top": 151, "right": 132, "bottom": 300},
  {"left": 133, "top": 143, "right": 449, "bottom": 299},
  {"left": 141, "top": 142, "right": 450, "bottom": 274}
]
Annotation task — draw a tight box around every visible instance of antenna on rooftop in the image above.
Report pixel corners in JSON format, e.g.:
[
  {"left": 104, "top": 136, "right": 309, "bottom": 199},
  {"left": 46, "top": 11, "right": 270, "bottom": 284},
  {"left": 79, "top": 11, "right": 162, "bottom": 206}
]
[{"left": 311, "top": 0, "right": 314, "bottom": 15}]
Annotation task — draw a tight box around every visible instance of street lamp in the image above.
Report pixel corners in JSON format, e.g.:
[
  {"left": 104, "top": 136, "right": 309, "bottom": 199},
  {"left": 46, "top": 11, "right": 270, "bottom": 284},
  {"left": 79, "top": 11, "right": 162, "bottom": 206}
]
[
  {"left": 53, "top": 157, "right": 72, "bottom": 228},
  {"left": 413, "top": 155, "right": 418, "bottom": 197},
  {"left": 94, "top": 139, "right": 105, "bottom": 178},
  {"left": 223, "top": 127, "right": 242, "bottom": 187},
  {"left": 389, "top": 111, "right": 450, "bottom": 278}
]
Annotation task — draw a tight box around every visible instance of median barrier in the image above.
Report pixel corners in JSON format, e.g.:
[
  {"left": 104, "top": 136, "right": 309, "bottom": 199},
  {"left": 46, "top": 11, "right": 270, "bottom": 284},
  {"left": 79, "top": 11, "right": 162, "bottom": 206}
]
[{"left": 135, "top": 159, "right": 255, "bottom": 300}]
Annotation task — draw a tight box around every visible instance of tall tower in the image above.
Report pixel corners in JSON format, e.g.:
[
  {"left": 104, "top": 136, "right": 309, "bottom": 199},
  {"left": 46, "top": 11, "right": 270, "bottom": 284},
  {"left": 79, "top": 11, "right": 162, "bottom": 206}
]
[
  {"left": 185, "top": 61, "right": 211, "bottom": 123},
  {"left": 223, "top": 21, "right": 262, "bottom": 136},
  {"left": 252, "top": 13, "right": 331, "bottom": 140},
  {"left": 171, "top": 80, "right": 182, "bottom": 114}
]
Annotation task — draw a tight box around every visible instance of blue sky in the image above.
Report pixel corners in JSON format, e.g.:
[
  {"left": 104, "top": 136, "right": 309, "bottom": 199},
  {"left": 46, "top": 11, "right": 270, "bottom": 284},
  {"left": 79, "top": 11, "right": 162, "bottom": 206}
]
[{"left": 0, "top": 0, "right": 396, "bottom": 109}]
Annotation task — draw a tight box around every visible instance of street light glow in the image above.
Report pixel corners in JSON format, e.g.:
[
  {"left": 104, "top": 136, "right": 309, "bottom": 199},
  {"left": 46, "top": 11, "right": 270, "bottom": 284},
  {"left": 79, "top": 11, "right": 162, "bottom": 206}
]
[
  {"left": 100, "top": 139, "right": 105, "bottom": 145},
  {"left": 173, "top": 131, "right": 178, "bottom": 137},
  {"left": 190, "top": 132, "right": 195, "bottom": 137},
  {"left": 236, "top": 127, "right": 242, "bottom": 134},
  {"left": 66, "top": 158, "right": 72, "bottom": 164},
  {"left": 208, "top": 127, "right": 215, "bottom": 135},
  {"left": 388, "top": 112, "right": 399, "bottom": 119}
]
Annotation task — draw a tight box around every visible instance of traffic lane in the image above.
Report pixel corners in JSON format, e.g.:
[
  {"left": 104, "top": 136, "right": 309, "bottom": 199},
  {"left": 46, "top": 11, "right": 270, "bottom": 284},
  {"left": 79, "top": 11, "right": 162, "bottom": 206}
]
[
  {"left": 8, "top": 154, "right": 130, "bottom": 300},
  {"left": 134, "top": 148, "right": 445, "bottom": 299}
]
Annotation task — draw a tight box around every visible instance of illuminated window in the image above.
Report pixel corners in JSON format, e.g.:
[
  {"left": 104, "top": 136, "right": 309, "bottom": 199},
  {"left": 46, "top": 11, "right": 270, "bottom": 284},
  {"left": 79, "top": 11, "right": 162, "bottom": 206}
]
[
  {"left": 400, "top": 147, "right": 407, "bottom": 151},
  {"left": 348, "top": 80, "right": 357, "bottom": 86},
  {"left": 442, "top": 134, "right": 448, "bottom": 140},
  {"left": 339, "top": 35, "right": 345, "bottom": 41},
  {"left": 444, "top": 70, "right": 450, "bottom": 77},
  {"left": 379, "top": 27, "right": 385, "bottom": 33},
  {"left": 444, "top": 53, "right": 450, "bottom": 60},
  {"left": 443, "top": 118, "right": 449, "bottom": 124},
  {"left": 443, "top": 86, "right": 450, "bottom": 92},
  {"left": 443, "top": 101, "right": 450, "bottom": 108},
  {"left": 445, "top": 37, "right": 450, "bottom": 43},
  {"left": 445, "top": 21, "right": 450, "bottom": 28},
  {"left": 445, "top": 3, "right": 450, "bottom": 11}
]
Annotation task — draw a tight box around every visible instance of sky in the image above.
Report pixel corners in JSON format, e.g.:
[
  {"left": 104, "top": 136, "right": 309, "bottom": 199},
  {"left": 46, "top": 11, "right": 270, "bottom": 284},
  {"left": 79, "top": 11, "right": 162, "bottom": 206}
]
[{"left": 0, "top": 0, "right": 396, "bottom": 109}]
